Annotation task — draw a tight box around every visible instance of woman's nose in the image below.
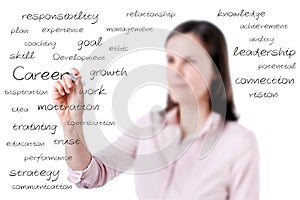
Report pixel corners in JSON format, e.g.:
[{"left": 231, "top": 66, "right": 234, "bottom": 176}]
[{"left": 173, "top": 59, "right": 185, "bottom": 76}]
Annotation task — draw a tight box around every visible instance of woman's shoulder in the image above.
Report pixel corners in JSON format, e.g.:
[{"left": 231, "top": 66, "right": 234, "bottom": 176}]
[
  {"left": 224, "top": 120, "right": 255, "bottom": 138},
  {"left": 220, "top": 119, "right": 258, "bottom": 153}
]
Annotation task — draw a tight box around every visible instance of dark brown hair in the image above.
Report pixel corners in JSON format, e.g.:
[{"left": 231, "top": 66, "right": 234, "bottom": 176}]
[{"left": 165, "top": 20, "right": 238, "bottom": 121}]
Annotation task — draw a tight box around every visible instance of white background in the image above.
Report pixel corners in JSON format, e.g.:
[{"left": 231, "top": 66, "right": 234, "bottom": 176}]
[{"left": 1, "top": 0, "right": 299, "bottom": 199}]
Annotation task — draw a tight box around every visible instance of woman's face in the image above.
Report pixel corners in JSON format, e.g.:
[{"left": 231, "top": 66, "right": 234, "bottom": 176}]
[{"left": 165, "top": 33, "right": 216, "bottom": 105}]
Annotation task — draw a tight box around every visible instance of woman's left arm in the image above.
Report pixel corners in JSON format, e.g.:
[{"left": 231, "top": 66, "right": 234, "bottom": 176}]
[{"left": 229, "top": 133, "right": 260, "bottom": 200}]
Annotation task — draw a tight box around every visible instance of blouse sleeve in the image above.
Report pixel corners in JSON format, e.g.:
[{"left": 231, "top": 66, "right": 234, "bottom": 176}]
[
  {"left": 67, "top": 133, "right": 139, "bottom": 188},
  {"left": 229, "top": 132, "right": 260, "bottom": 200},
  {"left": 66, "top": 113, "right": 154, "bottom": 188}
]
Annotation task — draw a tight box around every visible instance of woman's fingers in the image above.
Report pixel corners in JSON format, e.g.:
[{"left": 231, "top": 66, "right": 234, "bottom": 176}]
[
  {"left": 64, "top": 75, "right": 74, "bottom": 91},
  {"left": 75, "top": 76, "right": 83, "bottom": 91},
  {"left": 53, "top": 81, "right": 66, "bottom": 96},
  {"left": 74, "top": 76, "right": 83, "bottom": 96},
  {"left": 53, "top": 68, "right": 80, "bottom": 97},
  {"left": 63, "top": 69, "right": 80, "bottom": 92},
  {"left": 61, "top": 74, "right": 75, "bottom": 94},
  {"left": 70, "top": 68, "right": 80, "bottom": 76}
]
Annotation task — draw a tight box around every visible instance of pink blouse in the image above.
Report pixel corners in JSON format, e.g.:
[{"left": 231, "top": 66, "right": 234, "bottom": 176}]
[{"left": 68, "top": 108, "right": 260, "bottom": 200}]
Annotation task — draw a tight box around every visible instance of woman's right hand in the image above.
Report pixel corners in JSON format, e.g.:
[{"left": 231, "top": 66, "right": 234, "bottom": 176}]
[{"left": 52, "top": 68, "right": 84, "bottom": 127}]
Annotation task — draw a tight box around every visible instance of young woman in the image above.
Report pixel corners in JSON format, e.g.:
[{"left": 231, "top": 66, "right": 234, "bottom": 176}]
[{"left": 53, "top": 20, "right": 259, "bottom": 200}]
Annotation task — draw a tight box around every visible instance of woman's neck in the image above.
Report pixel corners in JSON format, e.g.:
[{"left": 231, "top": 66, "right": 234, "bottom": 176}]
[{"left": 178, "top": 99, "right": 211, "bottom": 140}]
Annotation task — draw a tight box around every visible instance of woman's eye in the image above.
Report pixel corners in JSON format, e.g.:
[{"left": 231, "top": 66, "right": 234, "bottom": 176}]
[{"left": 167, "top": 57, "right": 174, "bottom": 64}]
